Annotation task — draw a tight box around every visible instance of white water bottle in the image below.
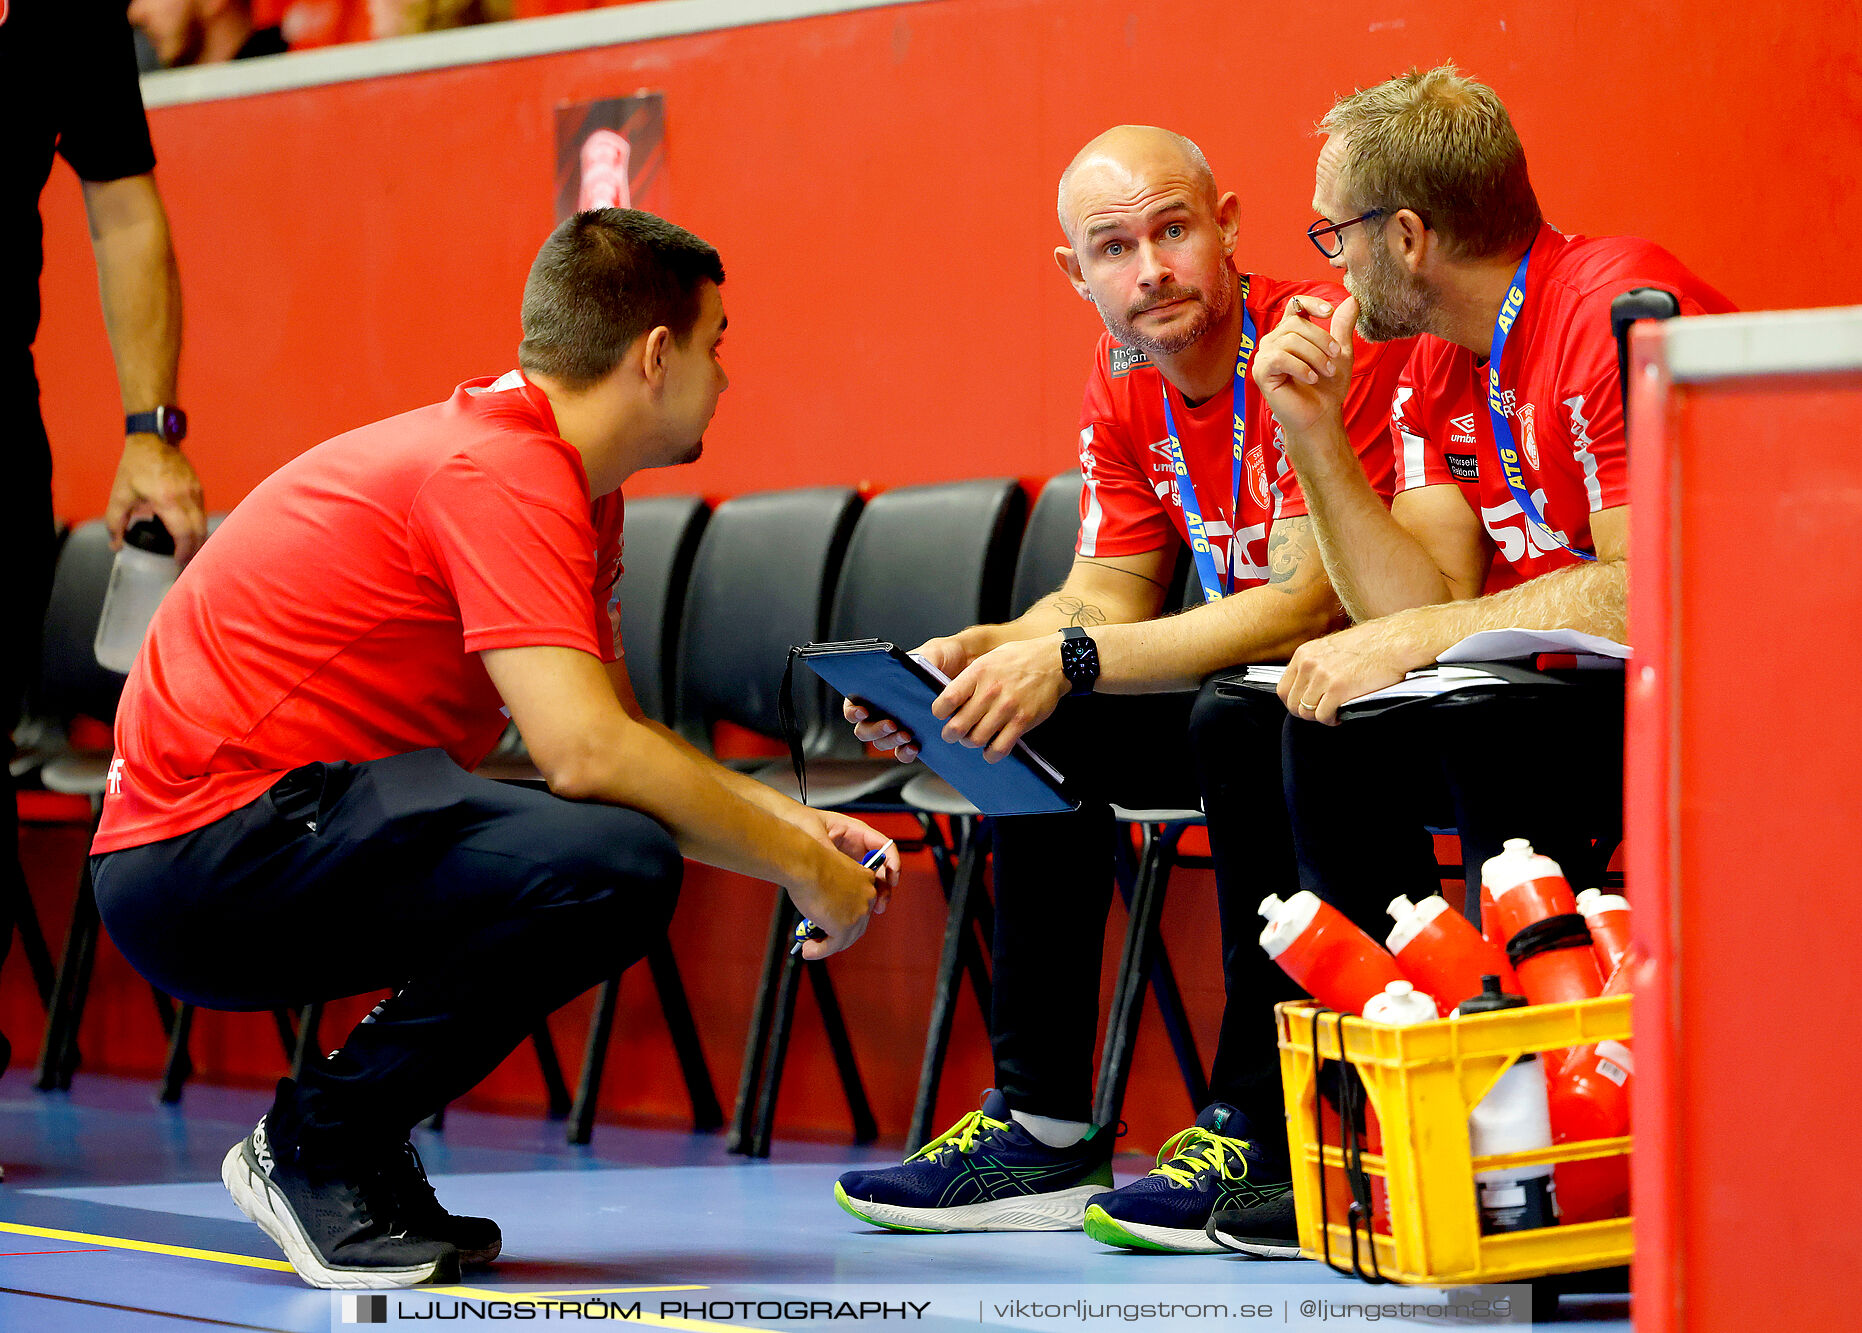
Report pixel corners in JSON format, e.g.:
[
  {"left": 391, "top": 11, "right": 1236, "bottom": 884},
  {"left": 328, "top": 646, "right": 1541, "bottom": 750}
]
[
  {"left": 1455, "top": 975, "right": 1558, "bottom": 1233},
  {"left": 1362, "top": 979, "right": 1438, "bottom": 1026},
  {"left": 94, "top": 518, "right": 178, "bottom": 673}
]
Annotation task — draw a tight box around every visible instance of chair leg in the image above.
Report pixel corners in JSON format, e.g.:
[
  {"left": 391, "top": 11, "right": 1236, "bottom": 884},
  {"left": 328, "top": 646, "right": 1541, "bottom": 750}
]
[
  {"left": 804, "top": 962, "right": 877, "bottom": 1145},
  {"left": 531, "top": 1024, "right": 571, "bottom": 1119},
  {"left": 568, "top": 978, "right": 619, "bottom": 1146},
  {"left": 732, "top": 889, "right": 878, "bottom": 1157},
  {"left": 270, "top": 1008, "right": 300, "bottom": 1062},
  {"left": 291, "top": 1003, "right": 324, "bottom": 1083},
  {"left": 1136, "top": 841, "right": 1209, "bottom": 1115},
  {"left": 37, "top": 858, "right": 100, "bottom": 1091},
  {"left": 1094, "top": 824, "right": 1175, "bottom": 1128},
  {"left": 908, "top": 820, "right": 989, "bottom": 1152},
  {"left": 745, "top": 934, "right": 808, "bottom": 1159},
  {"left": 4, "top": 855, "right": 57, "bottom": 1006},
  {"left": 645, "top": 940, "right": 723, "bottom": 1132},
  {"left": 729, "top": 894, "right": 795, "bottom": 1154},
  {"left": 158, "top": 1003, "right": 196, "bottom": 1104}
]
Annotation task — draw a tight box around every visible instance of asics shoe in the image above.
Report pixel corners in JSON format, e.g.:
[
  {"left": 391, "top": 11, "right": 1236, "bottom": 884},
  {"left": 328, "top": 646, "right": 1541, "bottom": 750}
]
[
  {"left": 1082, "top": 1104, "right": 1293, "bottom": 1254},
  {"left": 834, "top": 1090, "right": 1112, "bottom": 1232}
]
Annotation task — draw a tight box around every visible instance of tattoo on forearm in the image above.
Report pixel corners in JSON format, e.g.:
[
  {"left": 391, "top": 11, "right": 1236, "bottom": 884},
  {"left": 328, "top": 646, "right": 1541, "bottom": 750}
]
[
  {"left": 1267, "top": 523, "right": 1311, "bottom": 593},
  {"left": 1048, "top": 596, "right": 1108, "bottom": 627}
]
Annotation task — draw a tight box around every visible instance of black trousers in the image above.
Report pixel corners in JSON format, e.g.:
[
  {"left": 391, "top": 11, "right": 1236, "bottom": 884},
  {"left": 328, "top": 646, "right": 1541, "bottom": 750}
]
[
  {"left": 3, "top": 374, "right": 58, "bottom": 1023},
  {"left": 1279, "top": 673, "right": 1626, "bottom": 938},
  {"left": 5, "top": 363, "right": 55, "bottom": 728},
  {"left": 91, "top": 748, "right": 682, "bottom": 1156},
  {"left": 988, "top": 684, "right": 1303, "bottom": 1135}
]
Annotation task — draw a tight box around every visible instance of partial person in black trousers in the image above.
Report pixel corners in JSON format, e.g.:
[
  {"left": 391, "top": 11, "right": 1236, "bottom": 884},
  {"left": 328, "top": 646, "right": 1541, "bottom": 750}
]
[
  {"left": 830, "top": 123, "right": 1412, "bottom": 1255},
  {"left": 89, "top": 210, "right": 899, "bottom": 1291},
  {"left": 2, "top": 1, "right": 207, "bottom": 1088}
]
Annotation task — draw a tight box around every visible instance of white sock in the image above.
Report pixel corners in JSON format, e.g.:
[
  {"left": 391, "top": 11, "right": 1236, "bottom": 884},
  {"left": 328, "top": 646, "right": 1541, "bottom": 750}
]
[{"left": 1011, "top": 1111, "right": 1089, "bottom": 1148}]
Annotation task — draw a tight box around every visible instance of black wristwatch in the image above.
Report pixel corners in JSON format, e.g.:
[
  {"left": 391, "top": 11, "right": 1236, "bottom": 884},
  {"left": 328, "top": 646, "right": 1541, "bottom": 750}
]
[
  {"left": 126, "top": 406, "right": 188, "bottom": 446},
  {"left": 1059, "top": 626, "right": 1100, "bottom": 697}
]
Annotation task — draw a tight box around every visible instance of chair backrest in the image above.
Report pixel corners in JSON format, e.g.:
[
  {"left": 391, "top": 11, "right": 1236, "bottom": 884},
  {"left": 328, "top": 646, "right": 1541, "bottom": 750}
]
[
  {"left": 615, "top": 495, "right": 710, "bottom": 726},
  {"left": 37, "top": 519, "right": 127, "bottom": 726},
  {"left": 674, "top": 487, "right": 863, "bottom": 748},
  {"left": 827, "top": 478, "right": 1027, "bottom": 647},
  {"left": 820, "top": 478, "right": 1027, "bottom": 752},
  {"left": 1008, "top": 472, "right": 1084, "bottom": 617}
]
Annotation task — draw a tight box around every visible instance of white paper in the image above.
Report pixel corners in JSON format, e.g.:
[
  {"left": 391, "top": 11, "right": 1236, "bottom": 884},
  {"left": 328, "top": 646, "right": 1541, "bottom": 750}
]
[
  {"left": 1436, "top": 627, "right": 1630, "bottom": 664},
  {"left": 1238, "top": 662, "right": 1520, "bottom": 708}
]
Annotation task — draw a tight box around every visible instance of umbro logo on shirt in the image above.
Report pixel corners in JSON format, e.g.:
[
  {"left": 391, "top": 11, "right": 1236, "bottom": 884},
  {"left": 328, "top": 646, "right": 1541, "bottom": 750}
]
[{"left": 1449, "top": 412, "right": 1478, "bottom": 443}]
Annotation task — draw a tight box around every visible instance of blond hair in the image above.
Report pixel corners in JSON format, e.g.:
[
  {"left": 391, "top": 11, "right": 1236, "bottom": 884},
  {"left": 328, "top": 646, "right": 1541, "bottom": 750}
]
[{"left": 1320, "top": 65, "right": 1540, "bottom": 260}]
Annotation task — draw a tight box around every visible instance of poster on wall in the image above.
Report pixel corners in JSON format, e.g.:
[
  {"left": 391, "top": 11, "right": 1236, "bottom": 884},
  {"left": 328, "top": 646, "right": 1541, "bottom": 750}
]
[{"left": 554, "top": 93, "right": 668, "bottom": 222}]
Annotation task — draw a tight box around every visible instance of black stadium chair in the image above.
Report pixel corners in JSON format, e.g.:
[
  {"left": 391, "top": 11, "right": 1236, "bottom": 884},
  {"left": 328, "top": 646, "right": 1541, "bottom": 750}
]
[
  {"left": 565, "top": 493, "right": 723, "bottom": 1144},
  {"left": 730, "top": 478, "right": 1028, "bottom": 1157},
  {"left": 663, "top": 487, "right": 873, "bottom": 1155}
]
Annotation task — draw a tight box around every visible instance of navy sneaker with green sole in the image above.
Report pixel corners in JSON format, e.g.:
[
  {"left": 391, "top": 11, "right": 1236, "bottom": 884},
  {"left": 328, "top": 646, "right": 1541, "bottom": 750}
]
[
  {"left": 1082, "top": 1104, "right": 1294, "bottom": 1254},
  {"left": 834, "top": 1090, "right": 1113, "bottom": 1232}
]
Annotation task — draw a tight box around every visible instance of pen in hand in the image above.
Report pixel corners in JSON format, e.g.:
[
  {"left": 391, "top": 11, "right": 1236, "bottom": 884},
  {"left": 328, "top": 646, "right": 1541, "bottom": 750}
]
[{"left": 791, "top": 840, "right": 894, "bottom": 957}]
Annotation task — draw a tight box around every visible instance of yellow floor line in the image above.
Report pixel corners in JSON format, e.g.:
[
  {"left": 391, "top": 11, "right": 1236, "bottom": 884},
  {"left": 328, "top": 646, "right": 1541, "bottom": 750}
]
[
  {"left": 0, "top": 1220, "right": 295, "bottom": 1272},
  {"left": 0, "top": 1223, "right": 767, "bottom": 1331}
]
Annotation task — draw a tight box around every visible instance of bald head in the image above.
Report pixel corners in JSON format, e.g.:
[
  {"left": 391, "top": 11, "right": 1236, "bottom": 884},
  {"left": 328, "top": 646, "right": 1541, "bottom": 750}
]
[{"left": 1056, "top": 126, "right": 1217, "bottom": 244}]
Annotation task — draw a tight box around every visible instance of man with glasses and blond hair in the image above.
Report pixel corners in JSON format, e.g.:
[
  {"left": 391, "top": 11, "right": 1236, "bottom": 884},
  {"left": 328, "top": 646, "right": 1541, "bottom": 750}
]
[
  {"left": 832, "top": 125, "right": 1412, "bottom": 1256},
  {"left": 1199, "top": 67, "right": 1734, "bottom": 1252}
]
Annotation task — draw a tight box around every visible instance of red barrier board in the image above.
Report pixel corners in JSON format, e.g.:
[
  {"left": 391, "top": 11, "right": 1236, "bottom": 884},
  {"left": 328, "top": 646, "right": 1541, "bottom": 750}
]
[{"left": 1629, "top": 310, "right": 1862, "bottom": 1333}]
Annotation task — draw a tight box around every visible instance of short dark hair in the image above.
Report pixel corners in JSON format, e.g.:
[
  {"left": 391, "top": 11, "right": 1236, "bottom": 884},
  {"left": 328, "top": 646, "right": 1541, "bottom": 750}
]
[{"left": 518, "top": 209, "right": 725, "bottom": 388}]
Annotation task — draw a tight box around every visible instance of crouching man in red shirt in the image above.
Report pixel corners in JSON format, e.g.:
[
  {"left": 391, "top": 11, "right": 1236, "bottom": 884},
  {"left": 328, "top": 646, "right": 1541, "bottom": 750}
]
[{"left": 89, "top": 210, "right": 898, "bottom": 1289}]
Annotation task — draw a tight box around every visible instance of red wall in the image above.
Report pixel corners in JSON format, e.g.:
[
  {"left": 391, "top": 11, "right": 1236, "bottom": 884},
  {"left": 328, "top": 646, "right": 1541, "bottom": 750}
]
[
  {"left": 34, "top": 0, "right": 1860, "bottom": 517},
  {"left": 16, "top": 0, "right": 1860, "bottom": 1145}
]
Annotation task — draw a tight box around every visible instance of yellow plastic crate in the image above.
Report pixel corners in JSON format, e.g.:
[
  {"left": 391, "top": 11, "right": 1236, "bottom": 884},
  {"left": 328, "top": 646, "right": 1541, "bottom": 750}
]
[{"left": 1277, "top": 994, "right": 1632, "bottom": 1286}]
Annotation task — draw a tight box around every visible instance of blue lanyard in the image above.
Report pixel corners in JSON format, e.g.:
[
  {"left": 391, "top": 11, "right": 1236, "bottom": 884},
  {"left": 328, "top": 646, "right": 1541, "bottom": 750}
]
[
  {"left": 1487, "top": 249, "right": 1595, "bottom": 562},
  {"left": 1159, "top": 276, "right": 1257, "bottom": 602}
]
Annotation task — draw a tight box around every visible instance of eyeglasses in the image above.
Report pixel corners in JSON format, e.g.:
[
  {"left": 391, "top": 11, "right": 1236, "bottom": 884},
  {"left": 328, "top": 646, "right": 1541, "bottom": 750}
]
[{"left": 1306, "top": 209, "right": 1386, "bottom": 258}]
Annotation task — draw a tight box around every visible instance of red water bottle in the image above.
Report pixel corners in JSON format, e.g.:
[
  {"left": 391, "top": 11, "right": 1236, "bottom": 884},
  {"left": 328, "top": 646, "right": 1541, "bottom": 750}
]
[
  {"left": 1259, "top": 892, "right": 1405, "bottom": 1016},
  {"left": 1478, "top": 883, "right": 1505, "bottom": 953},
  {"left": 1481, "top": 840, "right": 1604, "bottom": 1007},
  {"left": 1385, "top": 893, "right": 1519, "bottom": 1015},
  {"left": 1547, "top": 1038, "right": 1633, "bottom": 1223},
  {"left": 1575, "top": 889, "right": 1632, "bottom": 983}
]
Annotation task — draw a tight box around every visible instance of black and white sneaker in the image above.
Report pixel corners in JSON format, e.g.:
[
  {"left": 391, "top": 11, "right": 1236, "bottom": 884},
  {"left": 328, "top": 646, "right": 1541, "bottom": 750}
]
[
  {"left": 376, "top": 1141, "right": 501, "bottom": 1266},
  {"left": 222, "top": 1101, "right": 460, "bottom": 1289},
  {"left": 1205, "top": 1191, "right": 1305, "bottom": 1259}
]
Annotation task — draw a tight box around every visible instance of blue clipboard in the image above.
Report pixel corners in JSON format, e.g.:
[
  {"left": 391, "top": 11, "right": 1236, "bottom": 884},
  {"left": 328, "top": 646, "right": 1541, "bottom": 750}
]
[{"left": 791, "top": 639, "right": 1077, "bottom": 816}]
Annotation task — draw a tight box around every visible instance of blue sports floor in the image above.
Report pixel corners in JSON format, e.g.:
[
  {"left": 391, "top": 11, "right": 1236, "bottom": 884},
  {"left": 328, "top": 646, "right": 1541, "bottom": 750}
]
[{"left": 0, "top": 1071, "right": 1632, "bottom": 1331}]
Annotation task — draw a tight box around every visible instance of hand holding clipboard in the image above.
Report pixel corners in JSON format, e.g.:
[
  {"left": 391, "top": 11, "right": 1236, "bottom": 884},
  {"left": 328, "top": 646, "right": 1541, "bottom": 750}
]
[{"left": 791, "top": 640, "right": 1076, "bottom": 817}]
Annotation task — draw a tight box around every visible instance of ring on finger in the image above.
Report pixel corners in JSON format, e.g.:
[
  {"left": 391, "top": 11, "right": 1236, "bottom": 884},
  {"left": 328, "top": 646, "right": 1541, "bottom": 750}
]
[{"left": 1299, "top": 699, "right": 1320, "bottom": 712}]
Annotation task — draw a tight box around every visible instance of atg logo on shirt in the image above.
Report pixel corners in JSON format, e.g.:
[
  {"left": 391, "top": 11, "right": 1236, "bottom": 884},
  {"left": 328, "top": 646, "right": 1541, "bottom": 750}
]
[{"left": 1108, "top": 345, "right": 1152, "bottom": 378}]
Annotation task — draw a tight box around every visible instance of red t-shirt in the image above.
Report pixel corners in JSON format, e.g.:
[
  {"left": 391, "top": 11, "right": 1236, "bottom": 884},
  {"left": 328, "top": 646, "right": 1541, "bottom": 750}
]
[
  {"left": 95, "top": 372, "right": 626, "bottom": 853},
  {"left": 1077, "top": 272, "right": 1412, "bottom": 593},
  {"left": 1392, "top": 225, "right": 1735, "bottom": 591}
]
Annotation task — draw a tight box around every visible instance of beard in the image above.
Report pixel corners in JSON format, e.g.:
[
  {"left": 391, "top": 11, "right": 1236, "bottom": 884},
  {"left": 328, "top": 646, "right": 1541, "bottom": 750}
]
[
  {"left": 1096, "top": 272, "right": 1234, "bottom": 357},
  {"left": 1346, "top": 238, "right": 1436, "bottom": 342}
]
